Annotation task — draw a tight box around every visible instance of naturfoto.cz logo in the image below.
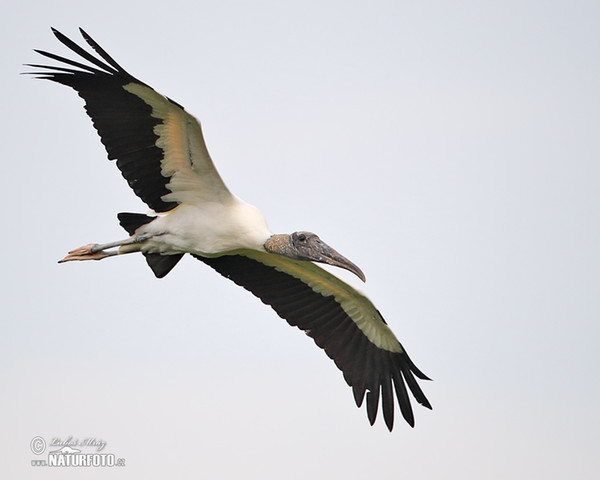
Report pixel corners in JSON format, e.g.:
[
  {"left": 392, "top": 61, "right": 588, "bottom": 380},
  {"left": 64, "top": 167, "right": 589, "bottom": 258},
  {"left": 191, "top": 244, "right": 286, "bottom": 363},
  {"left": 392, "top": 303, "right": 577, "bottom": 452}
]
[{"left": 30, "top": 436, "right": 125, "bottom": 468}]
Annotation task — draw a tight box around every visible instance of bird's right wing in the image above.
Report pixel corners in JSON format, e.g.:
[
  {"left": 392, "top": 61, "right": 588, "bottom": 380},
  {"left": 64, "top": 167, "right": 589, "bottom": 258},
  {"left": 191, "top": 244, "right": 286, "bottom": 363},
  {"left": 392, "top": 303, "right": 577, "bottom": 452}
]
[
  {"left": 27, "top": 28, "right": 232, "bottom": 212},
  {"left": 194, "top": 250, "right": 432, "bottom": 431}
]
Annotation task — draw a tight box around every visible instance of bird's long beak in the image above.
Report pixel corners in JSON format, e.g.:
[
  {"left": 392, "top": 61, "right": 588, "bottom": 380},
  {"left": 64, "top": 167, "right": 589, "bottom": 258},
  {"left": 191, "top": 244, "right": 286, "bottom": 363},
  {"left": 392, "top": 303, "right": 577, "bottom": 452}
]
[
  {"left": 314, "top": 243, "right": 366, "bottom": 282},
  {"left": 264, "top": 233, "right": 367, "bottom": 282}
]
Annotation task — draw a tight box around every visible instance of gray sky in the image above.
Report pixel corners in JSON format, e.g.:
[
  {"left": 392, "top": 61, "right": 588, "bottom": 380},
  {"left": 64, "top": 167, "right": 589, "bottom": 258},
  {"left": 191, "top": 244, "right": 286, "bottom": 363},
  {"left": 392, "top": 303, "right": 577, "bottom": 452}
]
[{"left": 2, "top": 1, "right": 599, "bottom": 478}]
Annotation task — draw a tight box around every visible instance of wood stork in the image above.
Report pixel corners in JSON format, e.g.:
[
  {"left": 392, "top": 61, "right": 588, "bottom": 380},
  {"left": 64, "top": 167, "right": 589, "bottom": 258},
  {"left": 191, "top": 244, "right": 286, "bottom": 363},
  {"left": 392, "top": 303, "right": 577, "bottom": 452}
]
[{"left": 27, "top": 28, "right": 432, "bottom": 431}]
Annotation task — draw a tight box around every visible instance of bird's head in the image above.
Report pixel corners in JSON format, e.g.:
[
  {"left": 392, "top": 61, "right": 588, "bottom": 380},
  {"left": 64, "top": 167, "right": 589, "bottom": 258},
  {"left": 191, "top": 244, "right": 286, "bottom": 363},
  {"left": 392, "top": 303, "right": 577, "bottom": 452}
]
[{"left": 264, "top": 231, "right": 366, "bottom": 282}]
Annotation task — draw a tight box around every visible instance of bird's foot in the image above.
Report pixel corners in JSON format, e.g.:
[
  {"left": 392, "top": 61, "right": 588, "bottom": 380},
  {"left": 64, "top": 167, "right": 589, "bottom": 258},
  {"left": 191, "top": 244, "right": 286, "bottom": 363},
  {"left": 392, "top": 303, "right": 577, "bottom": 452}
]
[
  {"left": 58, "top": 243, "right": 115, "bottom": 263},
  {"left": 58, "top": 234, "right": 153, "bottom": 263}
]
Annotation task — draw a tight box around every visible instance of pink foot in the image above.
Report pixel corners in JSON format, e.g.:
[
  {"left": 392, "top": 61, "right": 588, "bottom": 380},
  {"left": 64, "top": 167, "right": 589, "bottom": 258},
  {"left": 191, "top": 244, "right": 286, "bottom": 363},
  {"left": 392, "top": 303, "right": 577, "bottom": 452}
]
[{"left": 59, "top": 244, "right": 108, "bottom": 263}]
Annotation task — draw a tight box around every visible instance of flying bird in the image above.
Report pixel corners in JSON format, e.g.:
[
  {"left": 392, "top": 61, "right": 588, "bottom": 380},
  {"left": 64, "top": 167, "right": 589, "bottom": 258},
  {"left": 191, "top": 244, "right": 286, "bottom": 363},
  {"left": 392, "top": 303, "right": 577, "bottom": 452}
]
[{"left": 27, "top": 28, "right": 432, "bottom": 430}]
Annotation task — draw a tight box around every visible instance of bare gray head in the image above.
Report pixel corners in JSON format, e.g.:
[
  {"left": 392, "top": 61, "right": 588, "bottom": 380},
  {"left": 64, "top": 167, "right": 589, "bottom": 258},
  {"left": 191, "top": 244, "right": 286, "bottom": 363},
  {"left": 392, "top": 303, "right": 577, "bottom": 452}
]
[{"left": 264, "top": 231, "right": 366, "bottom": 282}]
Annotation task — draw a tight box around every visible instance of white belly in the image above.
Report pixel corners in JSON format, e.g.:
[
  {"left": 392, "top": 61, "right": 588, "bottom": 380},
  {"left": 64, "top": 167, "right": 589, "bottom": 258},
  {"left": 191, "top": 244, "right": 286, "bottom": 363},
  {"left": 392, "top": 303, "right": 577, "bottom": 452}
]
[{"left": 137, "top": 197, "right": 272, "bottom": 256}]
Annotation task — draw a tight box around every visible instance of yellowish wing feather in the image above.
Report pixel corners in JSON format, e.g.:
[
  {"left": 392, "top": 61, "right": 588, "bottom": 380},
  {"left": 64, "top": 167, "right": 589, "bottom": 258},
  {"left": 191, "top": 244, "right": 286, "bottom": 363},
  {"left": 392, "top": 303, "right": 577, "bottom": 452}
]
[{"left": 123, "top": 83, "right": 232, "bottom": 205}]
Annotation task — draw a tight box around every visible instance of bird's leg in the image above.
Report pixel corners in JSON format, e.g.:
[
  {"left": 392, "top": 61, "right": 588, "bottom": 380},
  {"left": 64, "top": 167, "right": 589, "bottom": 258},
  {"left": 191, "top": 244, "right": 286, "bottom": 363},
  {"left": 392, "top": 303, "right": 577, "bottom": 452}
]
[{"left": 58, "top": 233, "right": 154, "bottom": 263}]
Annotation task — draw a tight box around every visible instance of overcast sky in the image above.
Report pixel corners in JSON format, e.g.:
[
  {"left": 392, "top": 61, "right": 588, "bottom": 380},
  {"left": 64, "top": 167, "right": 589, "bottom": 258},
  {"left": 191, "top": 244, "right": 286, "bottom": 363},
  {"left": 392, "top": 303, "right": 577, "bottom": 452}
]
[{"left": 2, "top": 1, "right": 599, "bottom": 478}]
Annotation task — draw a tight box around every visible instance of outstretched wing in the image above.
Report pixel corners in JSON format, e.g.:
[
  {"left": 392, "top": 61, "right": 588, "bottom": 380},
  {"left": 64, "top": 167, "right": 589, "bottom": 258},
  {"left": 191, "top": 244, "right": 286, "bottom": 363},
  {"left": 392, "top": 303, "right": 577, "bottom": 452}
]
[
  {"left": 195, "top": 251, "right": 432, "bottom": 431},
  {"left": 27, "top": 28, "right": 232, "bottom": 212}
]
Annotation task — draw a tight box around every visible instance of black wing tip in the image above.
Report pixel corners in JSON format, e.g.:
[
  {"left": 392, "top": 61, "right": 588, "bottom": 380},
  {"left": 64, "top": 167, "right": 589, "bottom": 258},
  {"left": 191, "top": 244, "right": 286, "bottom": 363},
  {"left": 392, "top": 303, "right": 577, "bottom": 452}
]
[
  {"left": 353, "top": 352, "right": 432, "bottom": 430},
  {"left": 337, "top": 337, "right": 433, "bottom": 429},
  {"left": 50, "top": 27, "right": 70, "bottom": 43},
  {"left": 366, "top": 389, "right": 379, "bottom": 426},
  {"left": 352, "top": 384, "right": 365, "bottom": 408},
  {"left": 401, "top": 413, "right": 416, "bottom": 429},
  {"left": 411, "top": 362, "right": 433, "bottom": 381},
  {"left": 32, "top": 27, "right": 127, "bottom": 79},
  {"left": 404, "top": 355, "right": 433, "bottom": 410},
  {"left": 77, "top": 27, "right": 97, "bottom": 50},
  {"left": 50, "top": 26, "right": 85, "bottom": 43}
]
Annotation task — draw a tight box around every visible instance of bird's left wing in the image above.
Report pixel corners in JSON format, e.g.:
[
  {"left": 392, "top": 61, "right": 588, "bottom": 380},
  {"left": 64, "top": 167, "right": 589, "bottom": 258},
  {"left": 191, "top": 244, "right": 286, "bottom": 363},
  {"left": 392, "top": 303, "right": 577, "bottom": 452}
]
[
  {"left": 27, "top": 28, "right": 232, "bottom": 212},
  {"left": 194, "top": 250, "right": 432, "bottom": 431}
]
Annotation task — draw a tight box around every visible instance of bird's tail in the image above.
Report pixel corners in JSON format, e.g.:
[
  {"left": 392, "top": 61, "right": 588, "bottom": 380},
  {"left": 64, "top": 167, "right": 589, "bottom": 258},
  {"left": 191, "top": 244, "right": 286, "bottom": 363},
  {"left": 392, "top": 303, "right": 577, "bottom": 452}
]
[
  {"left": 117, "top": 212, "right": 155, "bottom": 235},
  {"left": 117, "top": 212, "right": 183, "bottom": 278}
]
